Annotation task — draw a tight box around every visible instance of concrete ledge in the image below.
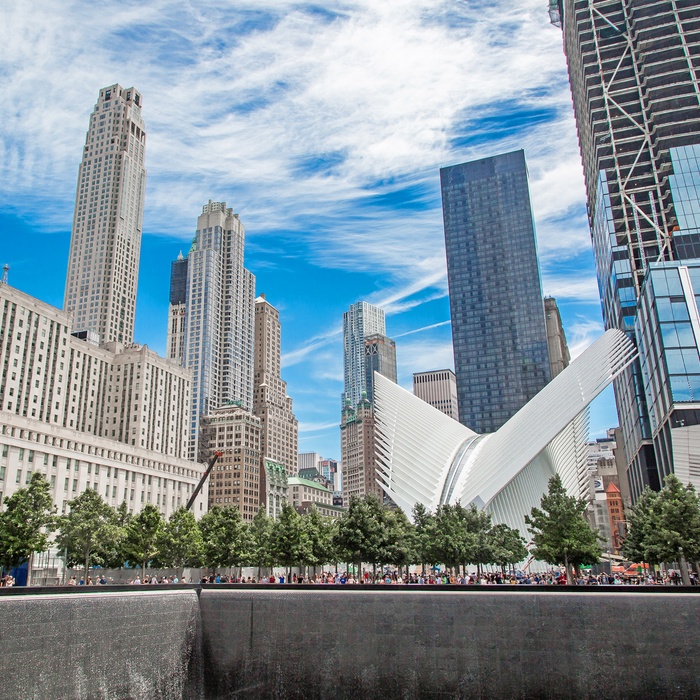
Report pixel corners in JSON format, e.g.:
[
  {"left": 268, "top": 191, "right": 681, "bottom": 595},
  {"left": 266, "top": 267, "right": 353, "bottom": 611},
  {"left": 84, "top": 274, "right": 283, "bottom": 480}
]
[{"left": 1, "top": 587, "right": 698, "bottom": 699}]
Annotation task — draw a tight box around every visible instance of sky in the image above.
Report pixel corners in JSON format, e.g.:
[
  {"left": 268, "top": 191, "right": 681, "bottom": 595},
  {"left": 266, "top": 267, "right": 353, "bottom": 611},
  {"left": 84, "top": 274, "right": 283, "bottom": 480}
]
[{"left": 0, "top": 0, "right": 617, "bottom": 460}]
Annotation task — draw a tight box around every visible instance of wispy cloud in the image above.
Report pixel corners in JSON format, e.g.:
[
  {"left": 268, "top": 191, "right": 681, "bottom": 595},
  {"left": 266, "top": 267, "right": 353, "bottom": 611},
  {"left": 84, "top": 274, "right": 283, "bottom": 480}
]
[
  {"left": 0, "top": 0, "right": 610, "bottom": 457},
  {"left": 394, "top": 320, "right": 451, "bottom": 338}
]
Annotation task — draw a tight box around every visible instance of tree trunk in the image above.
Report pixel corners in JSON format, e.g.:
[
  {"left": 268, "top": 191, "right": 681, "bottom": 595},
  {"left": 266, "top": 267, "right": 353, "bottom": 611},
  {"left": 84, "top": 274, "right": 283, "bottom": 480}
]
[
  {"left": 564, "top": 554, "right": 574, "bottom": 586},
  {"left": 26, "top": 552, "right": 33, "bottom": 587},
  {"left": 679, "top": 551, "right": 691, "bottom": 586},
  {"left": 84, "top": 549, "right": 90, "bottom": 583},
  {"left": 143, "top": 560, "right": 147, "bottom": 582}
]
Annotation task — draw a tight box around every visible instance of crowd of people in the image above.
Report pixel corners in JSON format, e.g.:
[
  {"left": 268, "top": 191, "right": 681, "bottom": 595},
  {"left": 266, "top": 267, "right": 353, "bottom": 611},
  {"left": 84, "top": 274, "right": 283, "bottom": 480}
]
[
  {"left": 2, "top": 568, "right": 696, "bottom": 587},
  {"left": 113, "top": 568, "right": 699, "bottom": 586}
]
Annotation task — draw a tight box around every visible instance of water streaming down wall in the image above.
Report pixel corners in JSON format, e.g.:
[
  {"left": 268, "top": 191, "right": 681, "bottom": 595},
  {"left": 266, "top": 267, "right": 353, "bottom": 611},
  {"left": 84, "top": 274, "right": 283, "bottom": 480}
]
[{"left": 0, "top": 589, "right": 202, "bottom": 699}]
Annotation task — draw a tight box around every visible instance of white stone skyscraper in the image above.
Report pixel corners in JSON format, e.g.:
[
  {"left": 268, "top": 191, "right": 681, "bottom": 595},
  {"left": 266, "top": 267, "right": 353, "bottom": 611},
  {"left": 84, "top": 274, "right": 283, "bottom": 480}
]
[
  {"left": 64, "top": 84, "right": 146, "bottom": 344},
  {"left": 168, "top": 200, "right": 256, "bottom": 459},
  {"left": 342, "top": 301, "right": 386, "bottom": 408}
]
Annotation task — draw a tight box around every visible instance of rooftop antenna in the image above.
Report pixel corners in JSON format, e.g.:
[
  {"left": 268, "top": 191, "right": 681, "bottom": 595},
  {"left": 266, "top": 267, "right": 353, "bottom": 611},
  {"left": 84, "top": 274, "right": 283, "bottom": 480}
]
[{"left": 1, "top": 264, "right": 8, "bottom": 285}]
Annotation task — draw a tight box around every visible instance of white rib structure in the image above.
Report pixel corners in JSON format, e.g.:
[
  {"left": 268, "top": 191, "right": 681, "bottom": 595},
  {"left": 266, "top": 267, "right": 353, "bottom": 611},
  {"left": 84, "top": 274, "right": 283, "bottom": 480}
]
[{"left": 374, "top": 329, "right": 636, "bottom": 536}]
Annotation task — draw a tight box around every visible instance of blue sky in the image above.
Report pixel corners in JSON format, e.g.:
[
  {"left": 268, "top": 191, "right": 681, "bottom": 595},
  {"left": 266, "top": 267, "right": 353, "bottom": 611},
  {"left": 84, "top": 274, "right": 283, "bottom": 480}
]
[{"left": 0, "top": 0, "right": 617, "bottom": 460}]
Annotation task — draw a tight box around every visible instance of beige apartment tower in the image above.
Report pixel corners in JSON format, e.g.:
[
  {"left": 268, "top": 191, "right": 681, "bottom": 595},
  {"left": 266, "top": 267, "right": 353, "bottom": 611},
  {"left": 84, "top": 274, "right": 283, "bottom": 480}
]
[
  {"left": 413, "top": 369, "right": 459, "bottom": 421},
  {"left": 64, "top": 84, "right": 146, "bottom": 345},
  {"left": 544, "top": 297, "right": 570, "bottom": 379},
  {"left": 252, "top": 294, "right": 298, "bottom": 506}
]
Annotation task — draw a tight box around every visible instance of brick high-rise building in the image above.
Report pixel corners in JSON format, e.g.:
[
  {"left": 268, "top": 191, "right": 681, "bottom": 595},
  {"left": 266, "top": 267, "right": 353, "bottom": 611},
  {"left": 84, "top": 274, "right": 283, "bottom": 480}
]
[{"left": 202, "top": 404, "right": 261, "bottom": 520}]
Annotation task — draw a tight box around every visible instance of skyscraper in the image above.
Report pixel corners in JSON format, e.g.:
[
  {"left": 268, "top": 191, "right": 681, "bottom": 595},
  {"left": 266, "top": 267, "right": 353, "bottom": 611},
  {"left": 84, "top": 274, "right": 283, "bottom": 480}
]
[
  {"left": 64, "top": 84, "right": 146, "bottom": 344},
  {"left": 252, "top": 293, "right": 298, "bottom": 504},
  {"left": 364, "top": 334, "right": 397, "bottom": 404},
  {"left": 550, "top": 0, "right": 700, "bottom": 498},
  {"left": 441, "top": 150, "right": 551, "bottom": 434},
  {"left": 168, "top": 200, "right": 256, "bottom": 459},
  {"left": 544, "top": 297, "right": 571, "bottom": 379},
  {"left": 413, "top": 369, "right": 459, "bottom": 421},
  {"left": 342, "top": 301, "right": 386, "bottom": 408}
]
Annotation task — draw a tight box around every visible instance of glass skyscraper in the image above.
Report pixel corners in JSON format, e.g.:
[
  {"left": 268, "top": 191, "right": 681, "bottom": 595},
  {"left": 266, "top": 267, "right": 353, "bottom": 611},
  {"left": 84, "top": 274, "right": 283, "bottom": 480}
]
[
  {"left": 550, "top": 0, "right": 700, "bottom": 499},
  {"left": 441, "top": 149, "right": 551, "bottom": 434},
  {"left": 342, "top": 301, "right": 386, "bottom": 408}
]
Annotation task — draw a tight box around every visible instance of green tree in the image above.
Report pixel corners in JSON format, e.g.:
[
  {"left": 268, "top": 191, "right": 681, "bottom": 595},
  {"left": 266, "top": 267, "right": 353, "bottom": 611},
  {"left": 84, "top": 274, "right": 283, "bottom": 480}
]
[
  {"left": 270, "top": 501, "right": 311, "bottom": 581},
  {"left": 302, "top": 505, "right": 334, "bottom": 574},
  {"left": 430, "top": 503, "right": 473, "bottom": 573},
  {"left": 488, "top": 523, "right": 528, "bottom": 574},
  {"left": 158, "top": 506, "right": 203, "bottom": 568},
  {"left": 525, "top": 474, "right": 602, "bottom": 584},
  {"left": 249, "top": 506, "right": 274, "bottom": 576},
  {"left": 97, "top": 501, "right": 132, "bottom": 569},
  {"left": 0, "top": 473, "right": 56, "bottom": 584},
  {"left": 381, "top": 507, "right": 415, "bottom": 573},
  {"left": 411, "top": 502, "right": 435, "bottom": 573},
  {"left": 463, "top": 503, "right": 493, "bottom": 575},
  {"left": 649, "top": 475, "right": 700, "bottom": 585},
  {"left": 333, "top": 494, "right": 386, "bottom": 577},
  {"left": 621, "top": 487, "right": 660, "bottom": 567},
  {"left": 122, "top": 504, "right": 165, "bottom": 578},
  {"left": 199, "top": 505, "right": 251, "bottom": 573},
  {"left": 56, "top": 489, "right": 118, "bottom": 580}
]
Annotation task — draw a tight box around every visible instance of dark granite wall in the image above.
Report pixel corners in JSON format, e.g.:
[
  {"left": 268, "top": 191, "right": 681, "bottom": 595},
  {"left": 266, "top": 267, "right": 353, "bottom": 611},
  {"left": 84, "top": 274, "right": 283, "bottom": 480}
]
[
  {"left": 1, "top": 587, "right": 698, "bottom": 699},
  {"left": 0, "top": 589, "right": 202, "bottom": 699},
  {"left": 198, "top": 588, "right": 700, "bottom": 700}
]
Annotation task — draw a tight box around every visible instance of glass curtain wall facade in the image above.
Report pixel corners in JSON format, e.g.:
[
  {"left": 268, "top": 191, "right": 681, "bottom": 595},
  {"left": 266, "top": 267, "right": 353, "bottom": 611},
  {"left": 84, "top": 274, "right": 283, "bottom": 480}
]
[
  {"left": 551, "top": 0, "right": 700, "bottom": 499},
  {"left": 636, "top": 262, "right": 700, "bottom": 491},
  {"left": 342, "top": 302, "right": 385, "bottom": 408},
  {"left": 441, "top": 149, "right": 551, "bottom": 434}
]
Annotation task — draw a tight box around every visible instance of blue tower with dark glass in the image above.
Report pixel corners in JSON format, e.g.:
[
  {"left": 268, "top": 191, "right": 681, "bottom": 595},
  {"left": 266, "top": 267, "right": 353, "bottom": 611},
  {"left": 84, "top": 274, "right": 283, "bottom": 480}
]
[{"left": 441, "top": 149, "right": 551, "bottom": 434}]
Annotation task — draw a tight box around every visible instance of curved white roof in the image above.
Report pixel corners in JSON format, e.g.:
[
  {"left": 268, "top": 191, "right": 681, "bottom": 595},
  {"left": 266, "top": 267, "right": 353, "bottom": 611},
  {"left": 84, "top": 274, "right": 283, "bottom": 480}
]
[{"left": 374, "top": 329, "right": 636, "bottom": 533}]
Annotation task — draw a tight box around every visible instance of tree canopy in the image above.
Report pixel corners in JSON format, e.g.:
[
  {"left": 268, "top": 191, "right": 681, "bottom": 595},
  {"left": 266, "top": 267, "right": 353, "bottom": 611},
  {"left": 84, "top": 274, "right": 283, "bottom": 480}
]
[{"left": 525, "top": 474, "right": 602, "bottom": 583}]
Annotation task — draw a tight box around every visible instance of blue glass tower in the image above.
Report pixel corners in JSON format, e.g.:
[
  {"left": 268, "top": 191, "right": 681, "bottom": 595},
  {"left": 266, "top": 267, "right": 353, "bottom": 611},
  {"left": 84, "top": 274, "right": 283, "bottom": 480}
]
[{"left": 441, "top": 149, "right": 551, "bottom": 434}]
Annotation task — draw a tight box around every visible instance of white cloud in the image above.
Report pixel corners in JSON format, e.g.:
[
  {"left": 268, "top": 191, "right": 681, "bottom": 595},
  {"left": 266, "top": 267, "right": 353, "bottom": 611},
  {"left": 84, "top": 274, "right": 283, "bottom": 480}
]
[{"left": 0, "top": 0, "right": 607, "bottom": 457}]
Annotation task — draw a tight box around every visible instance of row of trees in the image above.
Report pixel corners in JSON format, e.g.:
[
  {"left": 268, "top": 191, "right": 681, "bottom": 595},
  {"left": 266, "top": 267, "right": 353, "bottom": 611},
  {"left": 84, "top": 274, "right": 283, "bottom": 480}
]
[
  {"left": 0, "top": 474, "right": 532, "bottom": 581},
  {"left": 8, "top": 472, "right": 697, "bottom": 585},
  {"left": 622, "top": 474, "right": 700, "bottom": 585}
]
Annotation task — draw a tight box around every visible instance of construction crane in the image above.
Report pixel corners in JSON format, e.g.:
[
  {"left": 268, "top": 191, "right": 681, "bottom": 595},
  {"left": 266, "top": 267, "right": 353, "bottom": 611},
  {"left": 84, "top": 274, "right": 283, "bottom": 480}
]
[{"left": 186, "top": 450, "right": 223, "bottom": 511}]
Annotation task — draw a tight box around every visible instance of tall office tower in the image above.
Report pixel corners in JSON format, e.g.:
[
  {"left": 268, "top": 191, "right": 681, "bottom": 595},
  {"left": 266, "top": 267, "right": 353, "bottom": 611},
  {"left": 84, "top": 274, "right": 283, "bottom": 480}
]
[
  {"left": 413, "top": 369, "right": 459, "bottom": 421},
  {"left": 166, "top": 252, "right": 188, "bottom": 363},
  {"left": 298, "top": 452, "right": 323, "bottom": 471},
  {"left": 172, "top": 201, "right": 256, "bottom": 460},
  {"left": 340, "top": 394, "right": 380, "bottom": 506},
  {"left": 64, "top": 84, "right": 146, "bottom": 345},
  {"left": 342, "top": 302, "right": 386, "bottom": 408},
  {"left": 549, "top": 0, "right": 700, "bottom": 498},
  {"left": 364, "top": 334, "right": 397, "bottom": 404},
  {"left": 544, "top": 297, "right": 571, "bottom": 379},
  {"left": 201, "top": 404, "right": 261, "bottom": 519},
  {"left": 441, "top": 150, "right": 551, "bottom": 434},
  {"left": 252, "top": 294, "right": 298, "bottom": 510}
]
